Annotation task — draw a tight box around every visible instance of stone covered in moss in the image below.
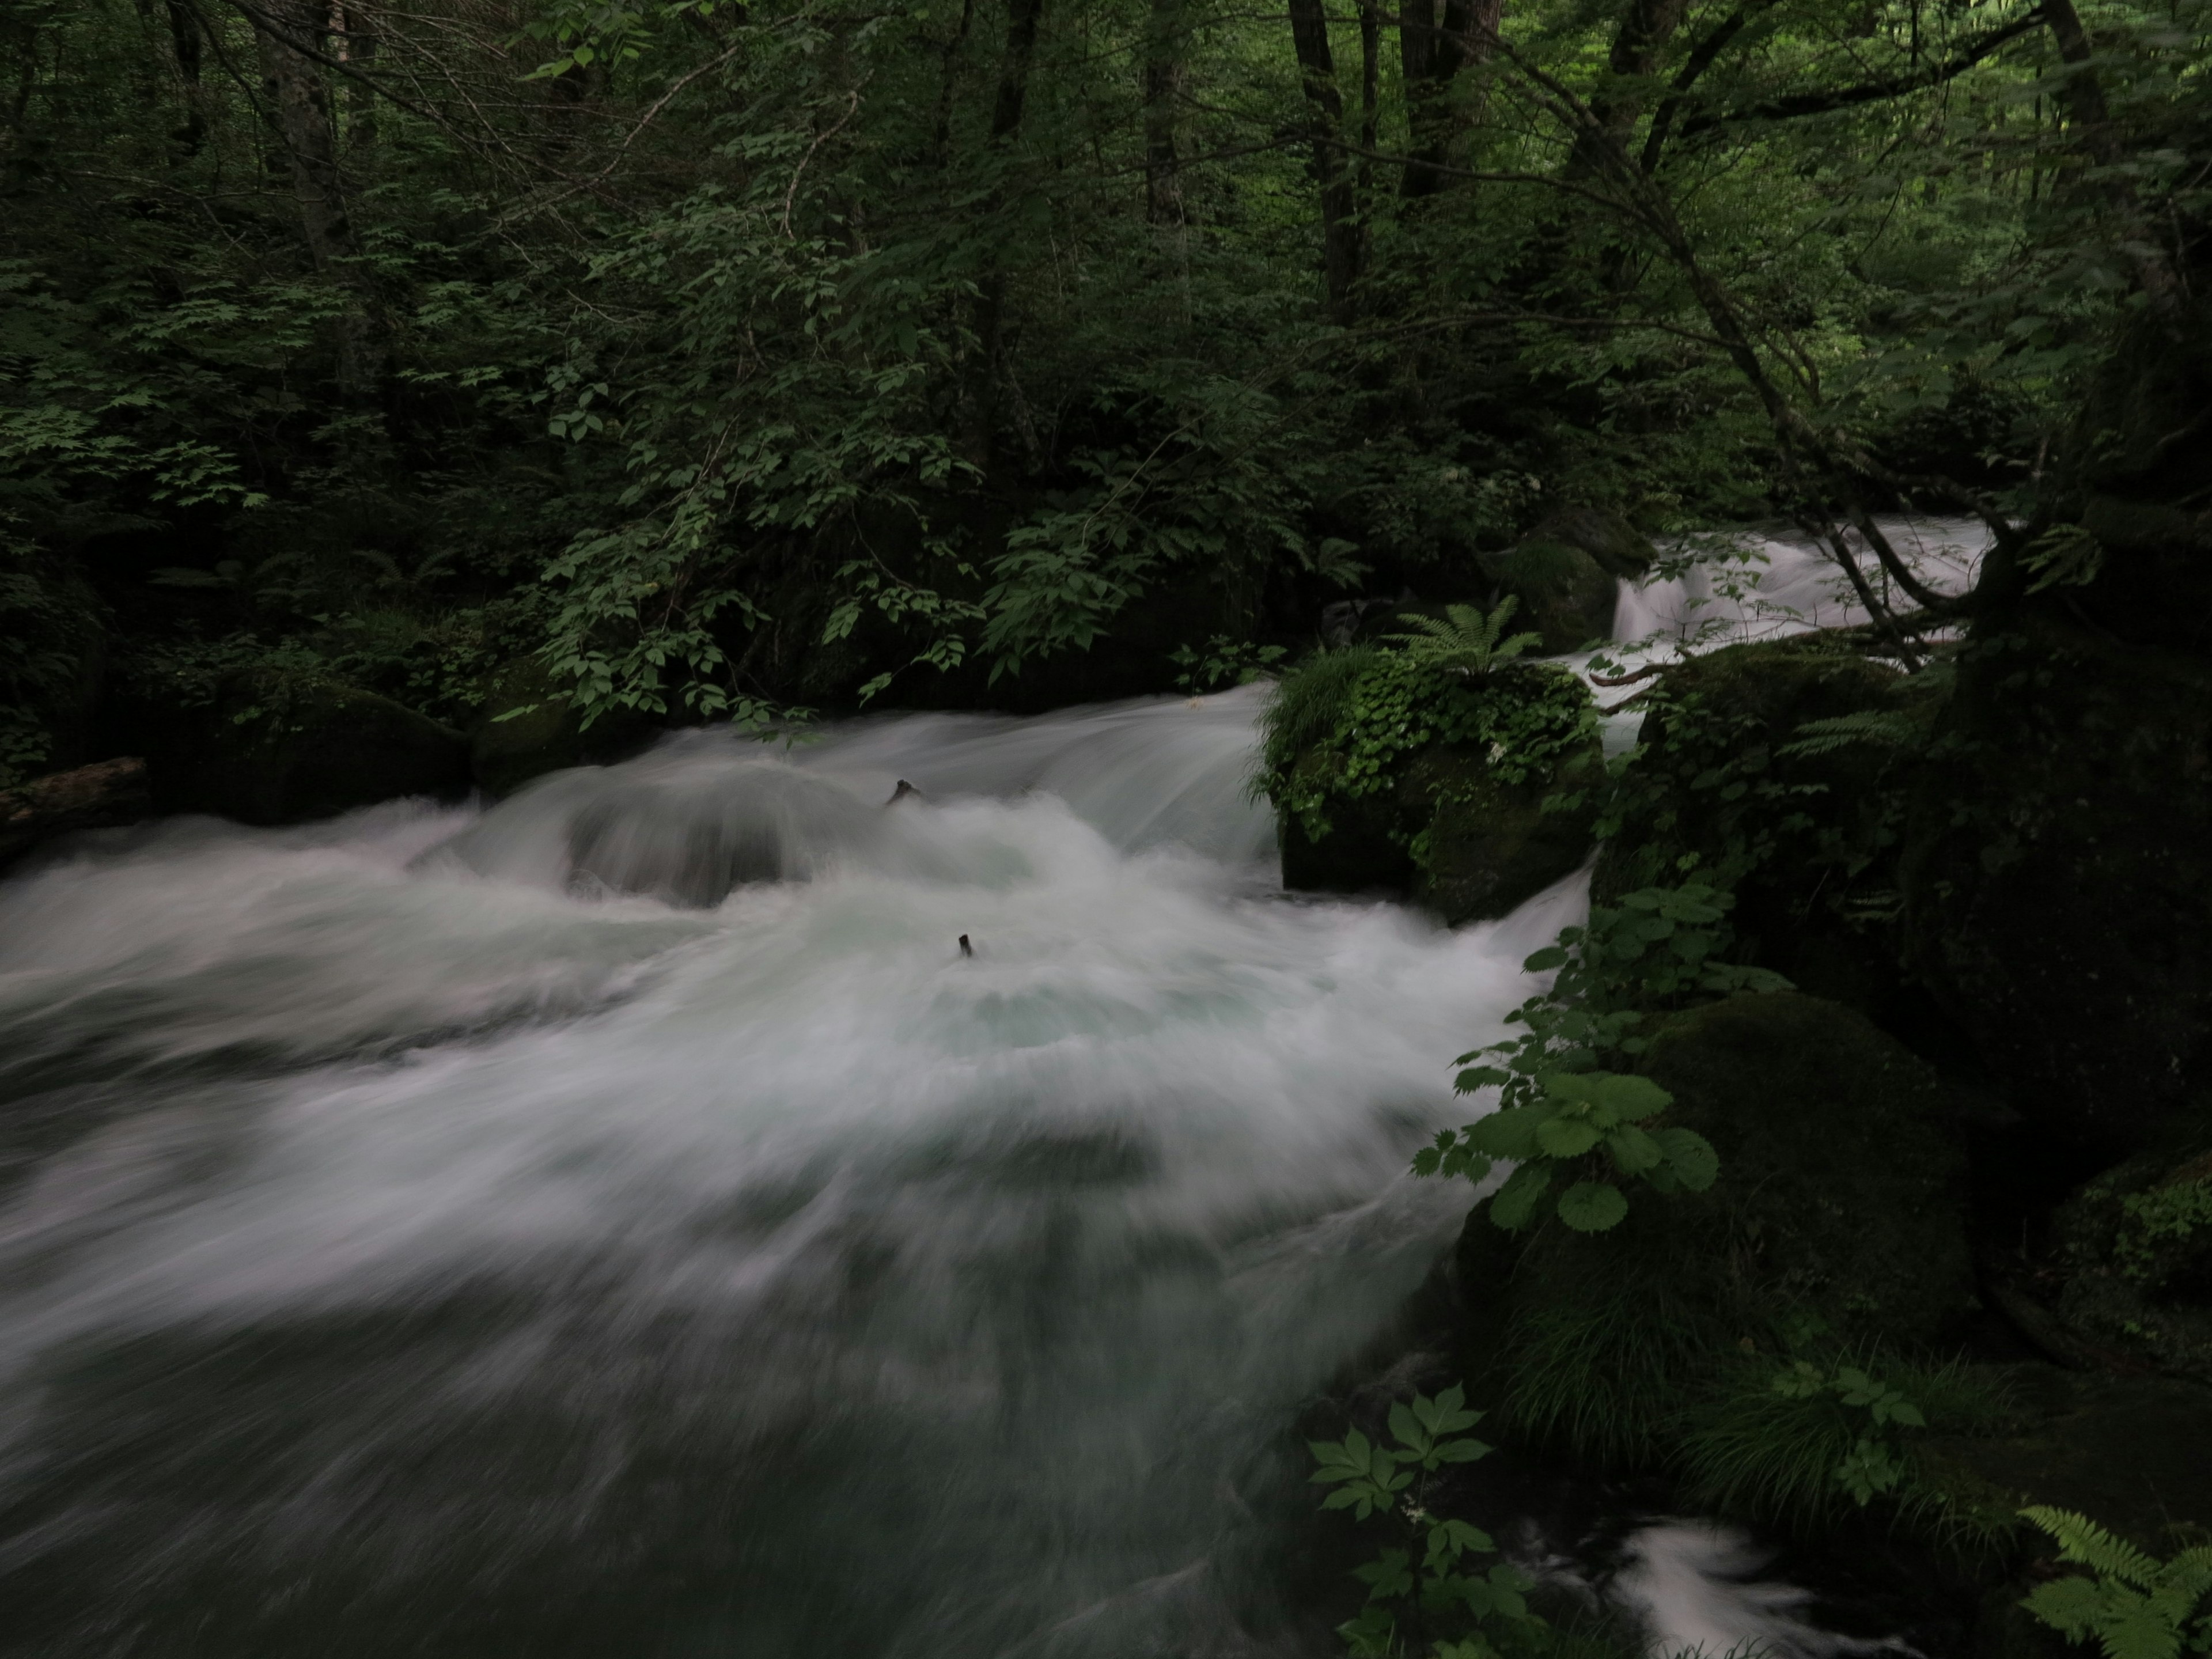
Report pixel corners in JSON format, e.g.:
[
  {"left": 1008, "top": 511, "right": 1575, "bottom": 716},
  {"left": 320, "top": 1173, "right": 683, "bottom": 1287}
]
[
  {"left": 1267, "top": 652, "right": 1601, "bottom": 924},
  {"left": 1899, "top": 614, "right": 2212, "bottom": 1151},
  {"left": 1458, "top": 992, "right": 1974, "bottom": 1459},
  {"left": 469, "top": 656, "right": 659, "bottom": 798},
  {"left": 1594, "top": 640, "right": 1920, "bottom": 1008},
  {"left": 1475, "top": 507, "right": 1654, "bottom": 653},
  {"left": 1925, "top": 1366, "right": 2212, "bottom": 1562},
  {"left": 2036, "top": 1136, "right": 2212, "bottom": 1382},
  {"left": 132, "top": 671, "right": 470, "bottom": 824}
]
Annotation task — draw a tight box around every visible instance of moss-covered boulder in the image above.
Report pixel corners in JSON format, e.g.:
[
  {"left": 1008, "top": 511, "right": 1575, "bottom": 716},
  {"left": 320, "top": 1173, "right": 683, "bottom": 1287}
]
[
  {"left": 1475, "top": 507, "right": 1654, "bottom": 653},
  {"left": 2032, "top": 1134, "right": 2212, "bottom": 1382},
  {"left": 468, "top": 656, "right": 658, "bottom": 798},
  {"left": 1457, "top": 992, "right": 1975, "bottom": 1459},
  {"left": 1925, "top": 1366, "right": 2212, "bottom": 1564},
  {"left": 1278, "top": 738, "right": 1604, "bottom": 922},
  {"left": 1594, "top": 640, "right": 1922, "bottom": 1009},
  {"left": 129, "top": 672, "right": 470, "bottom": 824},
  {"left": 1898, "top": 614, "right": 2212, "bottom": 1152},
  {"left": 1265, "top": 647, "right": 1601, "bottom": 923}
]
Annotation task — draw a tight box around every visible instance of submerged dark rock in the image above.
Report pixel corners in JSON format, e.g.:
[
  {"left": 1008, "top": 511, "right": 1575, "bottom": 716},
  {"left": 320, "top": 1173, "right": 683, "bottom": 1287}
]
[
  {"left": 0, "top": 756, "right": 150, "bottom": 868},
  {"left": 1279, "top": 732, "right": 1601, "bottom": 924}
]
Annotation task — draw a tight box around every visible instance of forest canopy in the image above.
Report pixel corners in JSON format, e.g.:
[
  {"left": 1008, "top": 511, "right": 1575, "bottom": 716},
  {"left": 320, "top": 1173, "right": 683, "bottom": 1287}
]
[{"left": 1, "top": 0, "right": 2205, "bottom": 778}]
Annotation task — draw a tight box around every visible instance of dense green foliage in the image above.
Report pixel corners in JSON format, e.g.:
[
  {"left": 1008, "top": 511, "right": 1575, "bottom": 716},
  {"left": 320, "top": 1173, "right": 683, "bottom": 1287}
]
[
  {"left": 2, "top": 0, "right": 2207, "bottom": 781},
  {"left": 1309, "top": 1386, "right": 1550, "bottom": 1659},
  {"left": 1258, "top": 632, "right": 1594, "bottom": 843}
]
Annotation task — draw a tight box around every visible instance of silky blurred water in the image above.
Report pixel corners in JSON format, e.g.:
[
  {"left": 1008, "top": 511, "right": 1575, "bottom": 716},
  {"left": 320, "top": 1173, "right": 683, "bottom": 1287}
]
[{"left": 0, "top": 522, "right": 1982, "bottom": 1657}]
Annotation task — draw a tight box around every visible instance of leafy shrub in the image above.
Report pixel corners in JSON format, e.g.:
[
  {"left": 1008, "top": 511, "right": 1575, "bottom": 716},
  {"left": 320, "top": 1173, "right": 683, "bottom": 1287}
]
[
  {"left": 1412, "top": 883, "right": 1786, "bottom": 1233},
  {"left": 1382, "top": 597, "right": 1544, "bottom": 679},
  {"left": 1309, "top": 1386, "right": 1550, "bottom": 1659}
]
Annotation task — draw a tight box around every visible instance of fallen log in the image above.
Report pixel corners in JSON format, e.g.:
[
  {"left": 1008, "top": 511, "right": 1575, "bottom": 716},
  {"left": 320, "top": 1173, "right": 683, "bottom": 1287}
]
[{"left": 0, "top": 757, "right": 151, "bottom": 868}]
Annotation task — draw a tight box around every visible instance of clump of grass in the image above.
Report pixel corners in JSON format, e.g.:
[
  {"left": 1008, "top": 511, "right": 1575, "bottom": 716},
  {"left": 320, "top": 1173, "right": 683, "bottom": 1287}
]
[
  {"left": 1677, "top": 1346, "right": 2013, "bottom": 1543},
  {"left": 1505, "top": 1274, "right": 1722, "bottom": 1469},
  {"left": 1252, "top": 642, "right": 1377, "bottom": 790}
]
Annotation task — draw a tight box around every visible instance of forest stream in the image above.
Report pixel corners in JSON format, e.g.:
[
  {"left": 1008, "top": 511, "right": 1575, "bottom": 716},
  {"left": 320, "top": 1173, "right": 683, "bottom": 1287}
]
[{"left": 0, "top": 528, "right": 1986, "bottom": 1658}]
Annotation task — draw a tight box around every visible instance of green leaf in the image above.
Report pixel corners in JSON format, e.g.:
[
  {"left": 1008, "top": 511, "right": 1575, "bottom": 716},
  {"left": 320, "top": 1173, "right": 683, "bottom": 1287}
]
[
  {"left": 1536, "top": 1116, "right": 1602, "bottom": 1158},
  {"left": 1605, "top": 1124, "right": 1664, "bottom": 1174},
  {"left": 1467, "top": 1107, "right": 1546, "bottom": 1161},
  {"left": 1657, "top": 1127, "right": 1721, "bottom": 1191},
  {"left": 1556, "top": 1180, "right": 1629, "bottom": 1232},
  {"left": 1488, "top": 1164, "right": 1553, "bottom": 1230}
]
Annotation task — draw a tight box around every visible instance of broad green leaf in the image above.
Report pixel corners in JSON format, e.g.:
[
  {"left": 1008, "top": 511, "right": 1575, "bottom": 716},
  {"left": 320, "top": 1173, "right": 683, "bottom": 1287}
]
[
  {"left": 1536, "top": 1116, "right": 1602, "bottom": 1158},
  {"left": 1556, "top": 1180, "right": 1629, "bottom": 1232},
  {"left": 1657, "top": 1127, "right": 1721, "bottom": 1191},
  {"left": 1488, "top": 1163, "right": 1552, "bottom": 1230}
]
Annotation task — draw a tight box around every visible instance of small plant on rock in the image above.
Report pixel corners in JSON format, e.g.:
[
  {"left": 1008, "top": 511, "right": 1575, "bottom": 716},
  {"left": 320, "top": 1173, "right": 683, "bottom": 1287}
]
[
  {"left": 1412, "top": 882, "right": 1786, "bottom": 1233},
  {"left": 1384, "top": 597, "right": 1544, "bottom": 680},
  {"left": 1309, "top": 1385, "right": 1549, "bottom": 1658}
]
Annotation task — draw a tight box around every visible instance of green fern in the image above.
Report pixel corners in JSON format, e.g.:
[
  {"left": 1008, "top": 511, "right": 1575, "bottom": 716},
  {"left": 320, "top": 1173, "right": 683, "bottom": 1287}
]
[
  {"left": 1385, "top": 597, "right": 1546, "bottom": 679},
  {"left": 1772, "top": 709, "right": 1918, "bottom": 760},
  {"left": 2020, "top": 1507, "right": 2212, "bottom": 1659}
]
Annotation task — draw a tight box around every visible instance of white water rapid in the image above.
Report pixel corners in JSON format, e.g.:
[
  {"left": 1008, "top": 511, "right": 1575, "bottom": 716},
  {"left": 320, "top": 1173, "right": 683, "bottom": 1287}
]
[{"left": 0, "top": 522, "right": 1981, "bottom": 1658}]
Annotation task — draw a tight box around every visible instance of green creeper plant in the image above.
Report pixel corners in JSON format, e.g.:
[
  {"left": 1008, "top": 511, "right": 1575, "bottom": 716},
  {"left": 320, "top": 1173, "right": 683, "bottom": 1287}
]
[
  {"left": 2018, "top": 1508, "right": 2212, "bottom": 1659},
  {"left": 1309, "top": 1387, "right": 1549, "bottom": 1658}
]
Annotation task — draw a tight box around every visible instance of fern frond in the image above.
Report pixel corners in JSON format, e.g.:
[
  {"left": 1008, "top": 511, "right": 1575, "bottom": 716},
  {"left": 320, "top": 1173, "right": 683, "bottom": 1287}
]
[
  {"left": 1774, "top": 710, "right": 1916, "bottom": 760},
  {"left": 2023, "top": 1508, "right": 2163, "bottom": 1589},
  {"left": 1384, "top": 596, "right": 1543, "bottom": 677}
]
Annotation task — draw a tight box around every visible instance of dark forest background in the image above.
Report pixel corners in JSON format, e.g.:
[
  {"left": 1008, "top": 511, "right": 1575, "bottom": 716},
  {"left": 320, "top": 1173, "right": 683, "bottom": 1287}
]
[{"left": 1, "top": 0, "right": 2205, "bottom": 782}]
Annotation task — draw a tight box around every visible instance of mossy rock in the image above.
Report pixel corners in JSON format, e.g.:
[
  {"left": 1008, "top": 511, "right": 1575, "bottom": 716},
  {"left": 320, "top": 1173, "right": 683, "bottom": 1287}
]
[
  {"left": 2040, "top": 1134, "right": 2212, "bottom": 1381},
  {"left": 468, "top": 657, "right": 659, "bottom": 798},
  {"left": 1465, "top": 993, "right": 1974, "bottom": 1459},
  {"left": 131, "top": 673, "right": 469, "bottom": 824},
  {"left": 1898, "top": 614, "right": 2212, "bottom": 1152},
  {"left": 1925, "top": 1365, "right": 2212, "bottom": 1562},
  {"left": 1279, "top": 735, "right": 1601, "bottom": 923},
  {"left": 1594, "top": 641, "right": 1918, "bottom": 1009},
  {"left": 1469, "top": 509, "right": 1651, "bottom": 654}
]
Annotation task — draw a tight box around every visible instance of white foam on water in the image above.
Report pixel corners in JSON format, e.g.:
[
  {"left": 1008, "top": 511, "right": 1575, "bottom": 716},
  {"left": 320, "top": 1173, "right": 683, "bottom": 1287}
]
[{"left": 0, "top": 527, "right": 1974, "bottom": 1654}]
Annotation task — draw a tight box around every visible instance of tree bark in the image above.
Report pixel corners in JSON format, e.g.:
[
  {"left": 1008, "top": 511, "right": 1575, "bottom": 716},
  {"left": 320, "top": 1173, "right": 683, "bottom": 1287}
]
[
  {"left": 1398, "top": 0, "right": 1499, "bottom": 197},
  {"left": 246, "top": 0, "right": 387, "bottom": 411},
  {"left": 1141, "top": 0, "right": 1184, "bottom": 224},
  {"left": 162, "top": 0, "right": 206, "bottom": 157},
  {"left": 1286, "top": 0, "right": 1360, "bottom": 320},
  {"left": 964, "top": 0, "right": 1048, "bottom": 468}
]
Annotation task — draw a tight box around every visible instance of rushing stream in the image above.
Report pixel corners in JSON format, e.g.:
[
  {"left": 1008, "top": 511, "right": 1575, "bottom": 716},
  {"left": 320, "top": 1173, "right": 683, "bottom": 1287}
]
[{"left": 0, "top": 523, "right": 1983, "bottom": 1658}]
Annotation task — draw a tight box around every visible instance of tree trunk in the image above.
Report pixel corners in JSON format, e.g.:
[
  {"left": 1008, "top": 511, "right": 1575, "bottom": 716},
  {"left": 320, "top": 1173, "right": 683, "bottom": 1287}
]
[
  {"left": 341, "top": 3, "right": 377, "bottom": 154},
  {"left": 248, "top": 0, "right": 386, "bottom": 412},
  {"left": 1398, "top": 0, "right": 1499, "bottom": 196},
  {"left": 1141, "top": 0, "right": 1184, "bottom": 225},
  {"left": 1566, "top": 0, "right": 1689, "bottom": 176},
  {"left": 1286, "top": 0, "right": 1359, "bottom": 321},
  {"left": 964, "top": 0, "right": 1048, "bottom": 468},
  {"left": 162, "top": 0, "right": 206, "bottom": 157}
]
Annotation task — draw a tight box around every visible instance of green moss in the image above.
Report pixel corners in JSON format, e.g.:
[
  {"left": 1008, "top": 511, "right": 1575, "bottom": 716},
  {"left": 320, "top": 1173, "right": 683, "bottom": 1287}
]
[{"left": 1260, "top": 645, "right": 1600, "bottom": 921}]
